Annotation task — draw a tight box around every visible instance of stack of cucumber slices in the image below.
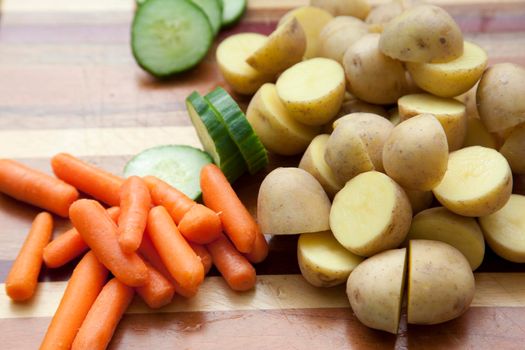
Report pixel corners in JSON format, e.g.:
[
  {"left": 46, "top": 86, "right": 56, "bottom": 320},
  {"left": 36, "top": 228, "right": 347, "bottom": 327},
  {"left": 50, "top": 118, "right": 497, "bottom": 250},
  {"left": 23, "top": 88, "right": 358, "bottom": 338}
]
[{"left": 132, "top": 0, "right": 247, "bottom": 78}]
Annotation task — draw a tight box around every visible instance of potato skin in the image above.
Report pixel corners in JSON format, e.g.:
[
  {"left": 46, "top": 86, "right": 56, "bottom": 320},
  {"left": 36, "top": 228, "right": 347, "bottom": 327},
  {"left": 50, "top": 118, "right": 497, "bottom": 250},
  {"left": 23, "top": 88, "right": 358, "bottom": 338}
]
[
  {"left": 366, "top": 1, "right": 404, "bottom": 33},
  {"left": 318, "top": 16, "right": 368, "bottom": 63},
  {"left": 310, "top": 0, "right": 371, "bottom": 20},
  {"left": 499, "top": 125, "right": 525, "bottom": 174},
  {"left": 403, "top": 188, "right": 433, "bottom": 214}
]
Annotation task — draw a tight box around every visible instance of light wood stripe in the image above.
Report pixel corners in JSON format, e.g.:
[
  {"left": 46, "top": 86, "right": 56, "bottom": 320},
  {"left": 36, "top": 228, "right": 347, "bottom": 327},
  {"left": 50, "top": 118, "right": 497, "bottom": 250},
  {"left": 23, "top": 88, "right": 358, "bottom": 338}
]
[
  {"left": 0, "top": 127, "right": 201, "bottom": 158},
  {"left": 0, "top": 273, "right": 523, "bottom": 319}
]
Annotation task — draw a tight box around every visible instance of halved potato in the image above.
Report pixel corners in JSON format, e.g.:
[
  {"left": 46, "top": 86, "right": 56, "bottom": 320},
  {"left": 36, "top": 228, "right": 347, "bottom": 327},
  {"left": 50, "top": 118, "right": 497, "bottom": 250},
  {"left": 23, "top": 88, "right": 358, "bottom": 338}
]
[
  {"left": 398, "top": 93, "right": 467, "bottom": 151},
  {"left": 403, "top": 188, "right": 433, "bottom": 214},
  {"left": 216, "top": 33, "right": 274, "bottom": 95},
  {"left": 406, "top": 41, "right": 488, "bottom": 97},
  {"left": 408, "top": 240, "right": 475, "bottom": 325},
  {"left": 324, "top": 95, "right": 389, "bottom": 132},
  {"left": 330, "top": 171, "right": 412, "bottom": 256},
  {"left": 346, "top": 248, "right": 406, "bottom": 334},
  {"left": 246, "top": 18, "right": 306, "bottom": 76},
  {"left": 246, "top": 83, "right": 320, "bottom": 156},
  {"left": 383, "top": 114, "right": 448, "bottom": 191},
  {"left": 311, "top": 0, "right": 371, "bottom": 19},
  {"left": 298, "top": 231, "right": 363, "bottom": 287},
  {"left": 299, "top": 134, "right": 343, "bottom": 197},
  {"left": 257, "top": 167, "right": 331, "bottom": 234},
  {"left": 318, "top": 16, "right": 368, "bottom": 63},
  {"left": 499, "top": 125, "right": 525, "bottom": 174},
  {"left": 405, "top": 207, "right": 485, "bottom": 270},
  {"left": 366, "top": 1, "right": 404, "bottom": 33},
  {"left": 433, "top": 146, "right": 512, "bottom": 217},
  {"left": 276, "top": 58, "right": 346, "bottom": 126},
  {"left": 463, "top": 115, "right": 499, "bottom": 149}
]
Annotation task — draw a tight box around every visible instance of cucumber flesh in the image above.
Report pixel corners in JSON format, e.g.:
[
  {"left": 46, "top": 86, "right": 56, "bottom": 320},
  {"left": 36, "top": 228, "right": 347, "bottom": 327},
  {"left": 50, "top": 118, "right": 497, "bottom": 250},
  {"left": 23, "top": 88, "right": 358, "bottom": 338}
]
[
  {"left": 132, "top": 0, "right": 213, "bottom": 77},
  {"left": 221, "top": 0, "right": 246, "bottom": 27},
  {"left": 186, "top": 91, "right": 247, "bottom": 182},
  {"left": 124, "top": 145, "right": 212, "bottom": 200},
  {"left": 205, "top": 87, "right": 269, "bottom": 174},
  {"left": 191, "top": 0, "right": 223, "bottom": 36}
]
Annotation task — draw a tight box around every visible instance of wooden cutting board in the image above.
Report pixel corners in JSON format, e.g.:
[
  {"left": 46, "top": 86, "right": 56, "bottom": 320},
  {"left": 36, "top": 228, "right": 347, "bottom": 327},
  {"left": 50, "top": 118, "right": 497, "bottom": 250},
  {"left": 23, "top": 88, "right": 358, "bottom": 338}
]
[{"left": 1, "top": 0, "right": 525, "bottom": 348}]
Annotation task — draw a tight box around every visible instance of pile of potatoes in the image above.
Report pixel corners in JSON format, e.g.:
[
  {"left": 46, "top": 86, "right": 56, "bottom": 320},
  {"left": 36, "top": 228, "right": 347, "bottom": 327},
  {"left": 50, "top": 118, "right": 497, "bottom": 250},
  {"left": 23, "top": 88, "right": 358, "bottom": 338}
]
[{"left": 216, "top": 0, "right": 525, "bottom": 335}]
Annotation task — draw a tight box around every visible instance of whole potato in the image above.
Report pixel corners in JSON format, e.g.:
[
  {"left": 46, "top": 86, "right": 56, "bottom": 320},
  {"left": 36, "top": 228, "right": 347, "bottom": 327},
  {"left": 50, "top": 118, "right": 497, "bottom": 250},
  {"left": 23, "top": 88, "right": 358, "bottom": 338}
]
[
  {"left": 318, "top": 16, "right": 368, "bottom": 63},
  {"left": 310, "top": 0, "right": 371, "bottom": 20},
  {"left": 499, "top": 125, "right": 525, "bottom": 174},
  {"left": 366, "top": 1, "right": 404, "bottom": 33}
]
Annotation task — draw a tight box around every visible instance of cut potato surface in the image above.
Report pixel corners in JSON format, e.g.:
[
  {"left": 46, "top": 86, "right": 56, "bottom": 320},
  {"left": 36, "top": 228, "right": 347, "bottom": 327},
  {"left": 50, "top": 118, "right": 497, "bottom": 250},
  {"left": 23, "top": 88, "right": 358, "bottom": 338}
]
[
  {"left": 276, "top": 58, "right": 345, "bottom": 126},
  {"left": 346, "top": 248, "right": 406, "bottom": 334},
  {"left": 479, "top": 194, "right": 525, "bottom": 263},
  {"left": 499, "top": 125, "right": 525, "bottom": 174},
  {"left": 216, "top": 33, "right": 273, "bottom": 95},
  {"left": 318, "top": 16, "right": 368, "bottom": 63},
  {"left": 433, "top": 146, "right": 512, "bottom": 217},
  {"left": 299, "top": 134, "right": 343, "bottom": 198},
  {"left": 330, "top": 171, "right": 412, "bottom": 257},
  {"left": 298, "top": 231, "right": 363, "bottom": 287},
  {"left": 257, "top": 167, "right": 331, "bottom": 235},
  {"left": 408, "top": 240, "right": 475, "bottom": 325},
  {"left": 405, "top": 207, "right": 485, "bottom": 270},
  {"left": 246, "top": 83, "right": 319, "bottom": 156},
  {"left": 398, "top": 93, "right": 467, "bottom": 151},
  {"left": 407, "top": 41, "right": 487, "bottom": 98}
]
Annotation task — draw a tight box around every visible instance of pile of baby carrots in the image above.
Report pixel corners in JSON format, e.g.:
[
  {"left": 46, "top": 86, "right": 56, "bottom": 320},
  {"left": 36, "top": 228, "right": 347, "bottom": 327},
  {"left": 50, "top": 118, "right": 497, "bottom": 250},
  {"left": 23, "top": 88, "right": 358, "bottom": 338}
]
[{"left": 0, "top": 153, "right": 268, "bottom": 350}]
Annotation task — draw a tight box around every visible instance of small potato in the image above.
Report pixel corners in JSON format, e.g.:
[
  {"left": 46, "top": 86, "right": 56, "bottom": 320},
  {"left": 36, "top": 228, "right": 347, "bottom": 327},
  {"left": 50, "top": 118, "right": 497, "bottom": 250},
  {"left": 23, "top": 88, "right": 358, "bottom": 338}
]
[
  {"left": 298, "top": 231, "right": 363, "bottom": 287},
  {"left": 463, "top": 115, "right": 499, "bottom": 149},
  {"left": 246, "top": 83, "right": 320, "bottom": 156},
  {"left": 343, "top": 33, "right": 407, "bottom": 104},
  {"left": 479, "top": 194, "right": 525, "bottom": 263},
  {"left": 379, "top": 5, "right": 464, "bottom": 63},
  {"left": 403, "top": 188, "right": 433, "bottom": 214},
  {"left": 324, "top": 95, "right": 389, "bottom": 132},
  {"left": 346, "top": 248, "right": 407, "bottom": 334},
  {"left": 433, "top": 146, "right": 512, "bottom": 217},
  {"left": 278, "top": 6, "right": 333, "bottom": 59},
  {"left": 405, "top": 207, "right": 485, "bottom": 270},
  {"left": 310, "top": 0, "right": 371, "bottom": 19},
  {"left": 477, "top": 63, "right": 525, "bottom": 132},
  {"left": 408, "top": 240, "right": 475, "bottom": 325},
  {"left": 276, "top": 58, "right": 346, "bottom": 126},
  {"left": 407, "top": 41, "right": 487, "bottom": 98},
  {"left": 366, "top": 1, "right": 404, "bottom": 33},
  {"left": 257, "top": 167, "right": 331, "bottom": 234},
  {"left": 389, "top": 107, "right": 401, "bottom": 126},
  {"left": 246, "top": 18, "right": 306, "bottom": 76},
  {"left": 318, "top": 16, "right": 368, "bottom": 63},
  {"left": 499, "top": 125, "right": 525, "bottom": 174},
  {"left": 383, "top": 114, "right": 449, "bottom": 191},
  {"left": 398, "top": 93, "right": 467, "bottom": 151},
  {"left": 330, "top": 171, "right": 412, "bottom": 257},
  {"left": 216, "top": 33, "right": 274, "bottom": 95},
  {"left": 299, "top": 134, "right": 343, "bottom": 197}
]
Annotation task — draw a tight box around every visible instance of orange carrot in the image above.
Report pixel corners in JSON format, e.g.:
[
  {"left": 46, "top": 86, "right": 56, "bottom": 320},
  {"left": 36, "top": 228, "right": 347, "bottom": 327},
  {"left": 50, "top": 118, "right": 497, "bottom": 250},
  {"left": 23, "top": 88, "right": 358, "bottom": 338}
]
[
  {"left": 201, "top": 164, "right": 257, "bottom": 253},
  {"left": 51, "top": 153, "right": 124, "bottom": 207},
  {"left": 69, "top": 199, "right": 148, "bottom": 287},
  {"left": 178, "top": 204, "right": 222, "bottom": 244},
  {"left": 189, "top": 242, "right": 213, "bottom": 275},
  {"left": 143, "top": 176, "right": 195, "bottom": 222},
  {"left": 72, "top": 278, "right": 134, "bottom": 350},
  {"left": 136, "top": 261, "right": 175, "bottom": 309},
  {"left": 0, "top": 159, "right": 78, "bottom": 217},
  {"left": 118, "top": 176, "right": 151, "bottom": 253},
  {"left": 43, "top": 207, "right": 120, "bottom": 268},
  {"left": 244, "top": 232, "right": 269, "bottom": 264},
  {"left": 5, "top": 212, "right": 53, "bottom": 301},
  {"left": 206, "top": 233, "right": 256, "bottom": 292},
  {"left": 147, "top": 206, "right": 204, "bottom": 293},
  {"left": 40, "top": 251, "right": 108, "bottom": 350}
]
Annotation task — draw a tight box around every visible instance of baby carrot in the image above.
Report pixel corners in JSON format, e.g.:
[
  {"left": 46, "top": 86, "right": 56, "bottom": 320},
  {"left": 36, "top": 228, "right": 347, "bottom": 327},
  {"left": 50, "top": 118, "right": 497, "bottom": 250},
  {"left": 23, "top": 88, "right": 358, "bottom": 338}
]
[
  {"left": 72, "top": 278, "right": 134, "bottom": 350},
  {"left": 0, "top": 159, "right": 78, "bottom": 217},
  {"left": 189, "top": 242, "right": 213, "bottom": 275},
  {"left": 147, "top": 206, "right": 204, "bottom": 293},
  {"left": 201, "top": 164, "right": 257, "bottom": 253},
  {"left": 70, "top": 199, "right": 148, "bottom": 287},
  {"left": 178, "top": 204, "right": 222, "bottom": 244},
  {"left": 136, "top": 261, "right": 175, "bottom": 309},
  {"left": 40, "top": 251, "right": 108, "bottom": 350},
  {"left": 118, "top": 176, "right": 151, "bottom": 253},
  {"left": 51, "top": 153, "right": 124, "bottom": 207},
  {"left": 244, "top": 231, "right": 269, "bottom": 264},
  {"left": 143, "top": 176, "right": 195, "bottom": 223},
  {"left": 5, "top": 212, "right": 53, "bottom": 301},
  {"left": 43, "top": 207, "right": 120, "bottom": 268},
  {"left": 206, "top": 233, "right": 256, "bottom": 292}
]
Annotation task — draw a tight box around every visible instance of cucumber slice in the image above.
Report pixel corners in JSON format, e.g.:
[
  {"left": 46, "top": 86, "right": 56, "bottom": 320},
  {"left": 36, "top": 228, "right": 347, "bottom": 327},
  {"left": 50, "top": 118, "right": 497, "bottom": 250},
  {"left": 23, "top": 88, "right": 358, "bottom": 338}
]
[
  {"left": 186, "top": 91, "right": 247, "bottom": 182},
  {"left": 124, "top": 145, "right": 212, "bottom": 200},
  {"left": 205, "top": 87, "right": 269, "bottom": 174},
  {"left": 221, "top": 0, "right": 247, "bottom": 27},
  {"left": 131, "top": 0, "right": 213, "bottom": 77},
  {"left": 191, "top": 0, "right": 222, "bottom": 36}
]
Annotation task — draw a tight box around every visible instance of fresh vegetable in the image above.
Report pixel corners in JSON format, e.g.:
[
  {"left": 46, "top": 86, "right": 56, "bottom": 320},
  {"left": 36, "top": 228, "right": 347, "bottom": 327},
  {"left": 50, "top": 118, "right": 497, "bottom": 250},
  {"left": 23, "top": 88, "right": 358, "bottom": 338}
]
[
  {"left": 403, "top": 188, "right": 433, "bottom": 214},
  {"left": 51, "top": 153, "right": 124, "bottom": 207},
  {"left": 0, "top": 159, "right": 78, "bottom": 217},
  {"left": 310, "top": 0, "right": 370, "bottom": 19},
  {"left": 221, "top": 0, "right": 247, "bottom": 27},
  {"left": 72, "top": 278, "right": 134, "bottom": 350},
  {"left": 123, "top": 145, "right": 212, "bottom": 200},
  {"left": 317, "top": 16, "right": 368, "bottom": 63},
  {"left": 243, "top": 230, "right": 269, "bottom": 264},
  {"left": 463, "top": 114, "right": 499, "bottom": 149},
  {"left": 131, "top": 0, "right": 213, "bottom": 77},
  {"left": 189, "top": 242, "right": 213, "bottom": 274},
  {"left": 70, "top": 199, "right": 149, "bottom": 287},
  {"left": 499, "top": 125, "right": 525, "bottom": 174},
  {"left": 178, "top": 204, "right": 223, "bottom": 244},
  {"left": 40, "top": 251, "right": 108, "bottom": 350},
  {"left": 192, "top": 0, "right": 223, "bottom": 36},
  {"left": 5, "top": 212, "right": 53, "bottom": 301},
  {"left": 135, "top": 261, "right": 176, "bottom": 309},
  {"left": 365, "top": 1, "right": 404, "bottom": 33},
  {"left": 118, "top": 176, "right": 151, "bottom": 253}
]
